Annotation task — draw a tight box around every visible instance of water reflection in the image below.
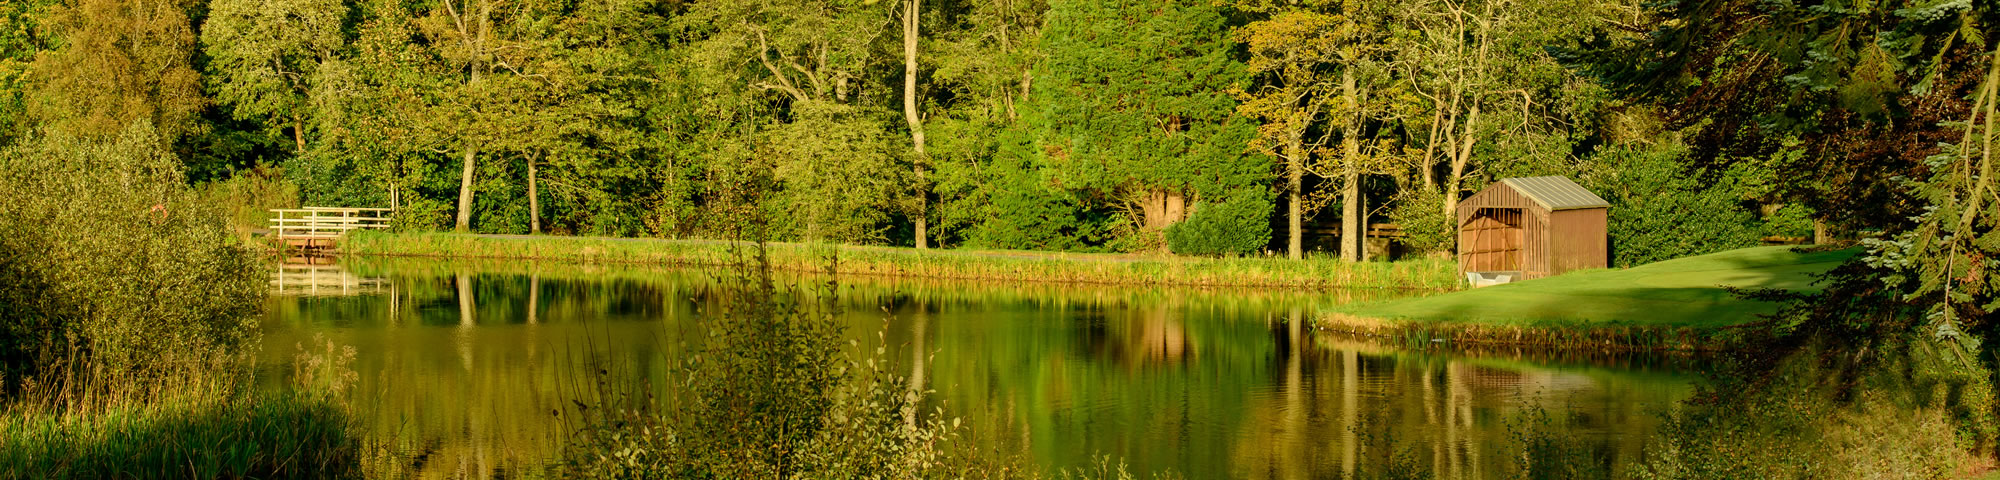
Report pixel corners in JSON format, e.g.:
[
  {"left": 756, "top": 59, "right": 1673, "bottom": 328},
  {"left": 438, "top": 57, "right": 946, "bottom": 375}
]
[
  {"left": 269, "top": 262, "right": 391, "bottom": 297},
  {"left": 262, "top": 260, "right": 1696, "bottom": 479}
]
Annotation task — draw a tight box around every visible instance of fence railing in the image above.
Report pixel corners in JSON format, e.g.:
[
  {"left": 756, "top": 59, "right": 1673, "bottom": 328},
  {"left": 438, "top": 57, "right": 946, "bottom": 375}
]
[{"left": 269, "top": 207, "right": 394, "bottom": 240}]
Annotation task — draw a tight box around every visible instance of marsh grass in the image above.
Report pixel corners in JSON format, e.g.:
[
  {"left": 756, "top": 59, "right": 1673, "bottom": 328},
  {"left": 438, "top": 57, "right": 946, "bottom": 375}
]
[
  {"left": 0, "top": 336, "right": 363, "bottom": 479},
  {"left": 0, "top": 392, "right": 357, "bottom": 479},
  {"left": 340, "top": 231, "right": 1459, "bottom": 290},
  {"left": 1317, "top": 313, "right": 1756, "bottom": 352}
]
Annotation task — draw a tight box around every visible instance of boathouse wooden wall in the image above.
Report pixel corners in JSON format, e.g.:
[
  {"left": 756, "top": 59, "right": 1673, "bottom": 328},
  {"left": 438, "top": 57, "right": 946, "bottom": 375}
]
[{"left": 1455, "top": 180, "right": 1608, "bottom": 280}]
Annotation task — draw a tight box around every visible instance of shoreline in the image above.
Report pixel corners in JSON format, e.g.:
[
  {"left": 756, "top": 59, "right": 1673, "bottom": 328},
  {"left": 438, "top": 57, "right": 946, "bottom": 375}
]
[
  {"left": 328, "top": 231, "right": 1463, "bottom": 291},
  {"left": 1315, "top": 313, "right": 1758, "bottom": 353}
]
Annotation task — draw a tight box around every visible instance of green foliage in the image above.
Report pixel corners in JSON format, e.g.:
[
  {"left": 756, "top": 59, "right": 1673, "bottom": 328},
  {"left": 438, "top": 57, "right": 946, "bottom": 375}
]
[
  {"left": 196, "top": 165, "right": 301, "bottom": 233},
  {"left": 1632, "top": 336, "right": 1990, "bottom": 480},
  {"left": 27, "top": 0, "right": 205, "bottom": 142},
  {"left": 0, "top": 122, "right": 264, "bottom": 395},
  {"left": 347, "top": 231, "right": 1462, "bottom": 289},
  {"left": 0, "top": 0, "right": 54, "bottom": 144},
  {"left": 1579, "top": 0, "right": 1995, "bottom": 234},
  {"left": 763, "top": 103, "right": 905, "bottom": 243},
  {"left": 199, "top": 0, "right": 346, "bottom": 151},
  {"left": 1385, "top": 188, "right": 1452, "bottom": 255},
  {"left": 1166, "top": 195, "right": 1273, "bottom": 257},
  {"left": 0, "top": 122, "right": 358, "bottom": 479},
  {"left": 1764, "top": 203, "right": 1816, "bottom": 239},
  {"left": 1007, "top": 0, "right": 1266, "bottom": 250},
  {"left": 1506, "top": 407, "right": 1611, "bottom": 480},
  {"left": 969, "top": 144, "right": 1104, "bottom": 251},
  {"left": 1582, "top": 143, "right": 1763, "bottom": 268}
]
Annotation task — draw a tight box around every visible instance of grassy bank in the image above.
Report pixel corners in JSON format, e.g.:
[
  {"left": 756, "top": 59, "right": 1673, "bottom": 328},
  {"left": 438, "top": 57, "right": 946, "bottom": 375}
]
[
  {"left": 338, "top": 231, "right": 1460, "bottom": 290},
  {"left": 1323, "top": 246, "right": 1859, "bottom": 351},
  {"left": 0, "top": 393, "right": 356, "bottom": 478}
]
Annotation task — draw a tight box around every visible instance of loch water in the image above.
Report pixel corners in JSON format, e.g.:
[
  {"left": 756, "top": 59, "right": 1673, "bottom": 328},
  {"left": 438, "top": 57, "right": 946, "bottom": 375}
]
[{"left": 261, "top": 258, "right": 1701, "bottom": 478}]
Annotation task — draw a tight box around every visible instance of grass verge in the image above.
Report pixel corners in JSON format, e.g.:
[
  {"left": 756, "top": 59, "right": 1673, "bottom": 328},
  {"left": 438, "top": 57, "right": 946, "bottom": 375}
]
[
  {"left": 0, "top": 393, "right": 357, "bottom": 478},
  {"left": 1322, "top": 246, "right": 1859, "bottom": 351},
  {"left": 338, "top": 231, "right": 1459, "bottom": 290}
]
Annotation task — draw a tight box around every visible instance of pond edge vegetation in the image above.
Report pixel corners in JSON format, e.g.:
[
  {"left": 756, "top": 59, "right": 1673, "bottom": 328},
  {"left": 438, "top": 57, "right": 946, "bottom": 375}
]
[
  {"left": 333, "top": 231, "right": 1462, "bottom": 291},
  {"left": 1315, "top": 313, "right": 1763, "bottom": 353}
]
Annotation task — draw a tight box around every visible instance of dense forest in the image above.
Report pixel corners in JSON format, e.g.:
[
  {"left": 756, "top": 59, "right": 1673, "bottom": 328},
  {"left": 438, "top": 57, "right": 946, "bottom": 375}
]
[
  {"left": 0, "top": 0, "right": 1909, "bottom": 262},
  {"left": 0, "top": 0, "right": 1992, "bottom": 281}
]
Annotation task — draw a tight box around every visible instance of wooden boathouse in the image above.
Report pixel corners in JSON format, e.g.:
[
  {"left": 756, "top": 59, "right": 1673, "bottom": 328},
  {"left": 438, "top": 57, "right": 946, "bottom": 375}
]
[{"left": 1456, "top": 176, "right": 1609, "bottom": 285}]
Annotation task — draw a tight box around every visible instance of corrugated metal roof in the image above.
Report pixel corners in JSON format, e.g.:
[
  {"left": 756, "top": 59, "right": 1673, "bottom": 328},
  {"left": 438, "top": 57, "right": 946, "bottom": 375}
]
[{"left": 1500, "top": 176, "right": 1609, "bottom": 211}]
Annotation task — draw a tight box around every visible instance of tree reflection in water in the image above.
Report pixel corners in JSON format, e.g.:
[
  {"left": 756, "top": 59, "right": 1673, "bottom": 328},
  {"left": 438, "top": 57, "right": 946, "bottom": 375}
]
[{"left": 264, "top": 260, "right": 1710, "bottom": 478}]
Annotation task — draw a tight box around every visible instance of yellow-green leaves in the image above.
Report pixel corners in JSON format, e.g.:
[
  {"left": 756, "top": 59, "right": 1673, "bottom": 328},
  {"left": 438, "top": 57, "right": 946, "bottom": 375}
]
[
  {"left": 200, "top": 0, "right": 348, "bottom": 152},
  {"left": 28, "top": 0, "right": 204, "bottom": 143}
]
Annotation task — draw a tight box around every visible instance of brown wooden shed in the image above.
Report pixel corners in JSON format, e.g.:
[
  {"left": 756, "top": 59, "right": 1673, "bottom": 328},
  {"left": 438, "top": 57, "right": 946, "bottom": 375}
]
[{"left": 1457, "top": 176, "right": 1609, "bottom": 282}]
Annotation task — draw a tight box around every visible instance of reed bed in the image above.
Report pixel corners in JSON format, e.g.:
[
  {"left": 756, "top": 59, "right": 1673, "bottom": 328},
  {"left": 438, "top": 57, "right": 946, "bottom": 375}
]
[
  {"left": 0, "top": 394, "right": 357, "bottom": 478},
  {"left": 337, "top": 232, "right": 1460, "bottom": 290},
  {"left": 1316, "top": 313, "right": 1758, "bottom": 352}
]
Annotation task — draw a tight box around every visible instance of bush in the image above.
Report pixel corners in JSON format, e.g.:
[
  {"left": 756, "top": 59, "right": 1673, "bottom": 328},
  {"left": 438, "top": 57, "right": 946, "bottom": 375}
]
[
  {"left": 0, "top": 122, "right": 265, "bottom": 404},
  {"left": 1582, "top": 143, "right": 1762, "bottom": 267},
  {"left": 1386, "top": 188, "right": 1453, "bottom": 256},
  {"left": 1764, "top": 203, "right": 1816, "bottom": 239},
  {"left": 196, "top": 164, "right": 301, "bottom": 234},
  {"left": 972, "top": 159, "right": 1105, "bottom": 251},
  {"left": 1166, "top": 194, "right": 1271, "bottom": 256}
]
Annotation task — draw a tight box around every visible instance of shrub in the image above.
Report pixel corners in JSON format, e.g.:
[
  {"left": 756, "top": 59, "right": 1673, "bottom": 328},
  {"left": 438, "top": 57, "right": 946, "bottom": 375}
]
[
  {"left": 1166, "top": 194, "right": 1271, "bottom": 256},
  {"left": 1581, "top": 143, "right": 1762, "bottom": 267},
  {"left": 0, "top": 121, "right": 265, "bottom": 404},
  {"left": 1764, "top": 203, "right": 1816, "bottom": 239},
  {"left": 972, "top": 160, "right": 1105, "bottom": 251},
  {"left": 1386, "top": 188, "right": 1453, "bottom": 256},
  {"left": 196, "top": 164, "right": 301, "bottom": 234}
]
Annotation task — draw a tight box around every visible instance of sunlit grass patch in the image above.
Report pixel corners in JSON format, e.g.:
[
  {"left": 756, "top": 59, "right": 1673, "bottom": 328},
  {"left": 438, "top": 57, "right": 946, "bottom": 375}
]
[{"left": 1324, "top": 246, "right": 1860, "bottom": 350}]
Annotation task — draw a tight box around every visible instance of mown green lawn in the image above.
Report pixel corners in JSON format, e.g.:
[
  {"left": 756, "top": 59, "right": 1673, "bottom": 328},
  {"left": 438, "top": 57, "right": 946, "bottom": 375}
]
[{"left": 1330, "top": 246, "right": 1859, "bottom": 329}]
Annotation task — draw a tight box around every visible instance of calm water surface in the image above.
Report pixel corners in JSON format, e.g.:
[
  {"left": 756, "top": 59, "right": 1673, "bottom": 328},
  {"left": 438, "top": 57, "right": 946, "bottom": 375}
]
[{"left": 261, "top": 258, "right": 1700, "bottom": 479}]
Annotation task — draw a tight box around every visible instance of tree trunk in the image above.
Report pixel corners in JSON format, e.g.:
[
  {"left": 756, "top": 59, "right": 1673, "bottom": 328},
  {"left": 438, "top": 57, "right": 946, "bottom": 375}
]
[
  {"left": 527, "top": 151, "right": 540, "bottom": 234},
  {"left": 452, "top": 0, "right": 489, "bottom": 233},
  {"left": 293, "top": 114, "right": 306, "bottom": 154},
  {"left": 1443, "top": 103, "right": 1480, "bottom": 217},
  {"left": 903, "top": 0, "right": 929, "bottom": 249},
  {"left": 1144, "top": 188, "right": 1167, "bottom": 229},
  {"left": 1287, "top": 139, "right": 1303, "bottom": 260},
  {"left": 455, "top": 142, "right": 477, "bottom": 232},
  {"left": 1340, "top": 70, "right": 1361, "bottom": 262},
  {"left": 1421, "top": 105, "right": 1442, "bottom": 189}
]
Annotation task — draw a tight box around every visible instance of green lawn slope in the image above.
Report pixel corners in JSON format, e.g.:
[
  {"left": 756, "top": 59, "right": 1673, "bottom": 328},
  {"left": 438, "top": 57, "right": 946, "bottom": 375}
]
[{"left": 1324, "top": 246, "right": 1858, "bottom": 350}]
